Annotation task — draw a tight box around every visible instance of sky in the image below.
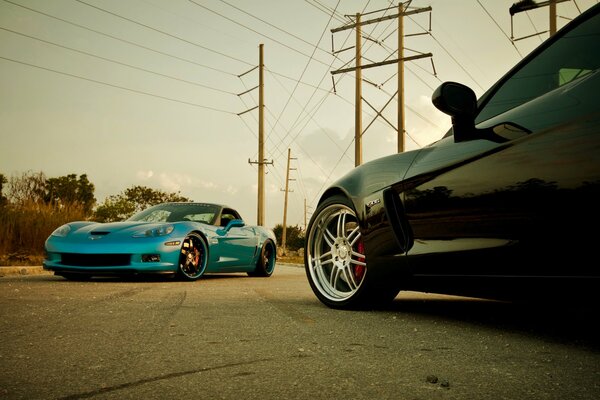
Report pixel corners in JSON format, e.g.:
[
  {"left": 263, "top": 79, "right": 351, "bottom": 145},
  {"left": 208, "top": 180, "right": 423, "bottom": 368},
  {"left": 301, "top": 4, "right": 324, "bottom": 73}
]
[{"left": 1, "top": 0, "right": 597, "bottom": 229}]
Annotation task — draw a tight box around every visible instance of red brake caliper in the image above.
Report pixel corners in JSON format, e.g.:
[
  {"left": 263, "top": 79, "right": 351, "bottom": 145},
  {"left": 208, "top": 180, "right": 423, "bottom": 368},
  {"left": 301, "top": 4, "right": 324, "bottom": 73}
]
[
  {"left": 354, "top": 240, "right": 366, "bottom": 281},
  {"left": 192, "top": 245, "right": 200, "bottom": 268}
]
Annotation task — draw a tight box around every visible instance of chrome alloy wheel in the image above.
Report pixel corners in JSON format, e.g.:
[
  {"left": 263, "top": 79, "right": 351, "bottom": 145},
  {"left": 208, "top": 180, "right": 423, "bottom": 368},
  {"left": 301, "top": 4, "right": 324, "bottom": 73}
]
[{"left": 306, "top": 203, "right": 366, "bottom": 303}]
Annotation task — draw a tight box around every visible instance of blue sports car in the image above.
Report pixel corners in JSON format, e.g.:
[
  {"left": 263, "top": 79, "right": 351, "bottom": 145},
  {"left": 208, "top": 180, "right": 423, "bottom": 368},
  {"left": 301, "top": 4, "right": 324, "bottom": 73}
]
[{"left": 43, "top": 202, "right": 277, "bottom": 281}]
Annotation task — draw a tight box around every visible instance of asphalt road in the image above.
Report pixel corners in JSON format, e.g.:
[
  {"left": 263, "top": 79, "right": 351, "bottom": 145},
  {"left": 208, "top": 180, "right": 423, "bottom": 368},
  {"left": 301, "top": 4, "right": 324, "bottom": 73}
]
[{"left": 0, "top": 264, "right": 599, "bottom": 400}]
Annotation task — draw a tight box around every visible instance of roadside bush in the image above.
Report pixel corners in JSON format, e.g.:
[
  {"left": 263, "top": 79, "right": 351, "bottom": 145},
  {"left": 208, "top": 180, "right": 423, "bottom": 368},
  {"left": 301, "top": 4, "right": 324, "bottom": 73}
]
[{"left": 0, "top": 201, "right": 87, "bottom": 260}]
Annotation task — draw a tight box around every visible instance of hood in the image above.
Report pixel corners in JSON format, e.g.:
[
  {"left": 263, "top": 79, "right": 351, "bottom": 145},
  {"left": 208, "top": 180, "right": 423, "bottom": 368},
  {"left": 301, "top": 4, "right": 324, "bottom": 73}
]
[{"left": 66, "top": 221, "right": 168, "bottom": 239}]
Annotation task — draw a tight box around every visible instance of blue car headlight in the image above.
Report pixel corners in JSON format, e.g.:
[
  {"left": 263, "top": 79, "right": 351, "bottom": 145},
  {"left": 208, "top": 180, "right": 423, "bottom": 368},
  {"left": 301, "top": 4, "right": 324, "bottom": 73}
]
[
  {"left": 132, "top": 225, "right": 174, "bottom": 238},
  {"left": 51, "top": 224, "right": 71, "bottom": 237}
]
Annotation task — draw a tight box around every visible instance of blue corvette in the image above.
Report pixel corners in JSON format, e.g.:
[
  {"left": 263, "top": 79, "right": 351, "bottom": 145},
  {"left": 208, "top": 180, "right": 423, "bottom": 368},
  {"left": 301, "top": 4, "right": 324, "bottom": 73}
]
[{"left": 43, "top": 202, "right": 277, "bottom": 281}]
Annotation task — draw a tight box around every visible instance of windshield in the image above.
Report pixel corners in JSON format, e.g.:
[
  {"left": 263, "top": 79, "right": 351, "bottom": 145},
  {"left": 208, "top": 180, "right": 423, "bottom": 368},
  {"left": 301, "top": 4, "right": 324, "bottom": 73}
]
[
  {"left": 127, "top": 203, "right": 220, "bottom": 224},
  {"left": 475, "top": 7, "right": 600, "bottom": 124}
]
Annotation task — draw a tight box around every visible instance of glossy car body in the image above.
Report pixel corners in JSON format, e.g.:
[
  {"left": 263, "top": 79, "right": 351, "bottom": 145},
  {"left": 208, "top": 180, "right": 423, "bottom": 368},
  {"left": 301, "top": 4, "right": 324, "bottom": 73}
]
[
  {"left": 305, "top": 4, "right": 600, "bottom": 309},
  {"left": 44, "top": 202, "right": 277, "bottom": 280}
]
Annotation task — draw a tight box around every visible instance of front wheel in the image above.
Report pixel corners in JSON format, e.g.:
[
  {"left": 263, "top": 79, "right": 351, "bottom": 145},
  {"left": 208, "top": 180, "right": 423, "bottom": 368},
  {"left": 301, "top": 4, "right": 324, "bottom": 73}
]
[
  {"left": 177, "top": 233, "right": 208, "bottom": 281},
  {"left": 305, "top": 195, "right": 399, "bottom": 309},
  {"left": 248, "top": 239, "right": 276, "bottom": 277}
]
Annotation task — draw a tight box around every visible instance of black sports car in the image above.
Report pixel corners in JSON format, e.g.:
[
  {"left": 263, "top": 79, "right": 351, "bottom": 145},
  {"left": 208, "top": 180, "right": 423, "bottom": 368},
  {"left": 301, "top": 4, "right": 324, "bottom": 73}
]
[{"left": 305, "top": 4, "right": 600, "bottom": 309}]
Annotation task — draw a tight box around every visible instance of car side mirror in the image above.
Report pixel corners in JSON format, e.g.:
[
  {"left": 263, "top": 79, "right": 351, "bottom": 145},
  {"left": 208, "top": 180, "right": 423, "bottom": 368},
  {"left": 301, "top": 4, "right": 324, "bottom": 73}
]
[
  {"left": 217, "top": 219, "right": 245, "bottom": 235},
  {"left": 432, "top": 81, "right": 478, "bottom": 142}
]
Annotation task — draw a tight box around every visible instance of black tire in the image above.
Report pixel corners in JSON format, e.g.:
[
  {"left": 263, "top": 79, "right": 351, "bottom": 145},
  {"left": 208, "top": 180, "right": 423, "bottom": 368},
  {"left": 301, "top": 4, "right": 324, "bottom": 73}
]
[
  {"left": 177, "top": 233, "right": 208, "bottom": 281},
  {"left": 248, "top": 239, "right": 276, "bottom": 277},
  {"left": 305, "top": 194, "right": 400, "bottom": 309}
]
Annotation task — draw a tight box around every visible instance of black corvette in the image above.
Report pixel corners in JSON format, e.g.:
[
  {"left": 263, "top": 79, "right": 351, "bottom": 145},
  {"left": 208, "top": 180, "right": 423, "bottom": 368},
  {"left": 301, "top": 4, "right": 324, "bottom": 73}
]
[{"left": 305, "top": 4, "right": 600, "bottom": 309}]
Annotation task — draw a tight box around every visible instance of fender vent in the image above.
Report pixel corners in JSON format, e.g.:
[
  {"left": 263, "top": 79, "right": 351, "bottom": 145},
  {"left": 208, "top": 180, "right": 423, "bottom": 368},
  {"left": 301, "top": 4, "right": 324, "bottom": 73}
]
[{"left": 383, "top": 189, "right": 413, "bottom": 252}]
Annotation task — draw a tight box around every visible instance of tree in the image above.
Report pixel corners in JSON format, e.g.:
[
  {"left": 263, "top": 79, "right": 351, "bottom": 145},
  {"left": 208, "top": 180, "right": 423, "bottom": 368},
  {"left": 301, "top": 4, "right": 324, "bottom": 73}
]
[
  {"left": 44, "top": 174, "right": 96, "bottom": 214},
  {"left": 0, "top": 173, "right": 7, "bottom": 206},
  {"left": 272, "top": 224, "right": 305, "bottom": 251},
  {"left": 5, "top": 171, "right": 46, "bottom": 205},
  {"left": 94, "top": 185, "right": 191, "bottom": 222}
]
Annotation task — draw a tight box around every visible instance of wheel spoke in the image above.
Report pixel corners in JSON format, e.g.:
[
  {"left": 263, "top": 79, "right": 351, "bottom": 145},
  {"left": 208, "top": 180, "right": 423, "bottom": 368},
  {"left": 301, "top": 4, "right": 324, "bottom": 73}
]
[
  {"left": 330, "top": 266, "right": 342, "bottom": 289},
  {"left": 323, "top": 227, "right": 336, "bottom": 247},
  {"left": 347, "top": 225, "right": 361, "bottom": 246},
  {"left": 341, "top": 265, "right": 358, "bottom": 290},
  {"left": 337, "top": 210, "right": 347, "bottom": 238},
  {"left": 349, "top": 257, "right": 366, "bottom": 267},
  {"left": 318, "top": 251, "right": 333, "bottom": 265}
]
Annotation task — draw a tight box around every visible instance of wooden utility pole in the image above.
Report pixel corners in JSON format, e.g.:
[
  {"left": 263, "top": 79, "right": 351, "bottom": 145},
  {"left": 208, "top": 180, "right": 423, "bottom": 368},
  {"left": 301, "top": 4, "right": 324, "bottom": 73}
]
[
  {"left": 549, "top": 0, "right": 557, "bottom": 35},
  {"left": 354, "top": 13, "right": 363, "bottom": 167},
  {"left": 281, "top": 148, "right": 296, "bottom": 254},
  {"left": 331, "top": 3, "right": 432, "bottom": 163},
  {"left": 257, "top": 43, "right": 265, "bottom": 226},
  {"left": 509, "top": 0, "right": 567, "bottom": 40},
  {"left": 304, "top": 198, "right": 307, "bottom": 231},
  {"left": 245, "top": 44, "right": 272, "bottom": 226},
  {"left": 397, "top": 3, "right": 405, "bottom": 153}
]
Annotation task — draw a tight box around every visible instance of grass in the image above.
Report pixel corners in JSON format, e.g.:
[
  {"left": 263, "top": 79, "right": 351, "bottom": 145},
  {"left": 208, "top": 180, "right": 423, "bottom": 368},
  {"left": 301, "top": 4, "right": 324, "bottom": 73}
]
[
  {"left": 0, "top": 201, "right": 87, "bottom": 265},
  {"left": 278, "top": 255, "right": 304, "bottom": 265},
  {"left": 0, "top": 254, "right": 44, "bottom": 266}
]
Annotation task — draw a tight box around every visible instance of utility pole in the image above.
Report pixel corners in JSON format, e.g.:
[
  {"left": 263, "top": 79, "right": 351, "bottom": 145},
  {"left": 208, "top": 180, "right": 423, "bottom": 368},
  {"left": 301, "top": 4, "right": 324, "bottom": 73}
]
[
  {"left": 549, "top": 0, "right": 557, "bottom": 35},
  {"left": 280, "top": 148, "right": 296, "bottom": 254},
  {"left": 243, "top": 44, "right": 273, "bottom": 226},
  {"left": 397, "top": 3, "right": 405, "bottom": 153},
  {"left": 331, "top": 2, "right": 433, "bottom": 163},
  {"left": 257, "top": 43, "right": 265, "bottom": 226},
  {"left": 354, "top": 13, "right": 363, "bottom": 167},
  {"left": 509, "top": 0, "right": 568, "bottom": 41},
  {"left": 304, "top": 198, "right": 307, "bottom": 231}
]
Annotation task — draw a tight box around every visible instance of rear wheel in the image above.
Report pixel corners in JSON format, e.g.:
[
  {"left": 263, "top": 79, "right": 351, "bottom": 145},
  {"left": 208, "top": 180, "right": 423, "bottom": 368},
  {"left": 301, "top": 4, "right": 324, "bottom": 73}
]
[
  {"left": 305, "top": 195, "right": 399, "bottom": 309},
  {"left": 248, "top": 239, "right": 276, "bottom": 277},
  {"left": 177, "top": 233, "right": 208, "bottom": 281}
]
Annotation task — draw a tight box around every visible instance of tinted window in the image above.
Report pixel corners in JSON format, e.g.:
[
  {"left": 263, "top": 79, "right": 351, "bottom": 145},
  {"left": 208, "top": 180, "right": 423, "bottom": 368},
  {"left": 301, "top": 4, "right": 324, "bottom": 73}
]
[{"left": 476, "top": 10, "right": 600, "bottom": 123}]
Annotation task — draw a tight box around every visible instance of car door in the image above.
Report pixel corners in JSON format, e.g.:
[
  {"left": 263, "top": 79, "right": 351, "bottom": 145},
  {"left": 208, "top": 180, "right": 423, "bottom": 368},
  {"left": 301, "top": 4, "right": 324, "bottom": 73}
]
[
  {"left": 215, "top": 209, "right": 257, "bottom": 268},
  {"left": 401, "top": 7, "right": 600, "bottom": 278}
]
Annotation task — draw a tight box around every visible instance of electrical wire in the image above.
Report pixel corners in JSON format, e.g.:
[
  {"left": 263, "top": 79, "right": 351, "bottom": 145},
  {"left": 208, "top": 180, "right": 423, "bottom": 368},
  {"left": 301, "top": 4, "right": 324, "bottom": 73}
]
[
  {"left": 74, "top": 0, "right": 253, "bottom": 66},
  {"left": 188, "top": 0, "right": 332, "bottom": 68},
  {"left": 0, "top": 55, "right": 236, "bottom": 113},
  {"left": 0, "top": 26, "right": 239, "bottom": 96},
  {"left": 476, "top": 0, "right": 524, "bottom": 59},
  {"left": 1, "top": 0, "right": 238, "bottom": 77}
]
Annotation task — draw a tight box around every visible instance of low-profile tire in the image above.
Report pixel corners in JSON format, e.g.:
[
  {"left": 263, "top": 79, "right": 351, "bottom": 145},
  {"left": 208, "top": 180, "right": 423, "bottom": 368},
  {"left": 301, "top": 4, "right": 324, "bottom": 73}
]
[
  {"left": 177, "top": 232, "right": 208, "bottom": 281},
  {"left": 305, "top": 194, "right": 400, "bottom": 310},
  {"left": 248, "top": 239, "right": 276, "bottom": 277}
]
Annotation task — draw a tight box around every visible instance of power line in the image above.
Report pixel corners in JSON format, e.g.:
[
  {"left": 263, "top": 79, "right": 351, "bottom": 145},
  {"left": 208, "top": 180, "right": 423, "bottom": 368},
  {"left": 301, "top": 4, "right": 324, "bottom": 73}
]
[
  {"left": 476, "top": 0, "right": 524, "bottom": 59},
  {"left": 188, "top": 0, "right": 333, "bottom": 69},
  {"left": 74, "top": 0, "right": 253, "bottom": 67},
  {"left": 0, "top": 55, "right": 236, "bottom": 113},
  {"left": 0, "top": 26, "right": 239, "bottom": 96},
  {"left": 1, "top": 0, "right": 238, "bottom": 77},
  {"left": 268, "top": 0, "right": 340, "bottom": 158},
  {"left": 216, "top": 0, "right": 333, "bottom": 58}
]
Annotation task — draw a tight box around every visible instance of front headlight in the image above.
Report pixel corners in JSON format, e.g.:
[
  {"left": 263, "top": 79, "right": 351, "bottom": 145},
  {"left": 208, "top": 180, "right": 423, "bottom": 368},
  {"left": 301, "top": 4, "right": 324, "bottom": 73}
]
[
  {"left": 51, "top": 224, "right": 71, "bottom": 237},
  {"left": 132, "top": 225, "right": 174, "bottom": 238}
]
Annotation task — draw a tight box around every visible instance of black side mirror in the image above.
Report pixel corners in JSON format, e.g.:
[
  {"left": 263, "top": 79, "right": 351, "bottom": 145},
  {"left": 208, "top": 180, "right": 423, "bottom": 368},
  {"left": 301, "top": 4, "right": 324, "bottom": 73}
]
[{"left": 432, "top": 82, "right": 478, "bottom": 142}]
